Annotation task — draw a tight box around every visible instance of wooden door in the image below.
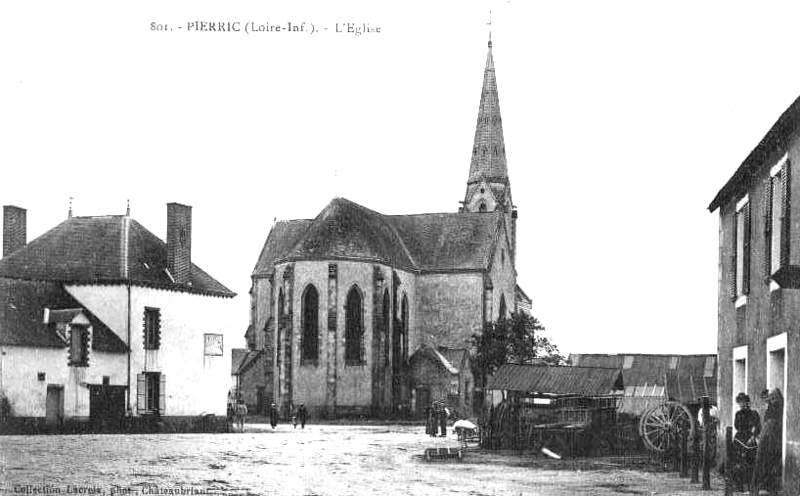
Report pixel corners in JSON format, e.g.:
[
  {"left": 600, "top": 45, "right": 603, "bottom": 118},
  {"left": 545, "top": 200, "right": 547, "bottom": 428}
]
[{"left": 45, "top": 385, "right": 64, "bottom": 426}]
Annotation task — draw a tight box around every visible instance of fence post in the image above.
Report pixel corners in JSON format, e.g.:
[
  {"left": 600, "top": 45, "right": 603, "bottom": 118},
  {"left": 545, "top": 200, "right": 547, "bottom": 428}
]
[
  {"left": 702, "top": 395, "right": 711, "bottom": 490},
  {"left": 724, "top": 426, "right": 733, "bottom": 496},
  {"left": 691, "top": 408, "right": 700, "bottom": 483},
  {"left": 680, "top": 424, "right": 689, "bottom": 477}
]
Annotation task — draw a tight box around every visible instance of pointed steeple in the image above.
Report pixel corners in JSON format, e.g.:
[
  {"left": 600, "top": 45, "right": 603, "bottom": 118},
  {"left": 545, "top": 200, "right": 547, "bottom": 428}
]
[
  {"left": 461, "top": 39, "right": 512, "bottom": 215},
  {"left": 468, "top": 39, "right": 507, "bottom": 186}
]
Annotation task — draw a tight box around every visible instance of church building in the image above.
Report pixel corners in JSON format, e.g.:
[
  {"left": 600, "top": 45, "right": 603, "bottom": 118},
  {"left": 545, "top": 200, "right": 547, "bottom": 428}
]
[{"left": 248, "top": 39, "right": 529, "bottom": 418}]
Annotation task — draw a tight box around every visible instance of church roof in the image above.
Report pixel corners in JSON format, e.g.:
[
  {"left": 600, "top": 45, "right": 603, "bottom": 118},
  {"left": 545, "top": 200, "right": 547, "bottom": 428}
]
[
  {"left": 252, "top": 198, "right": 503, "bottom": 275},
  {"left": 287, "top": 198, "right": 416, "bottom": 270},
  {"left": 0, "top": 215, "right": 234, "bottom": 297},
  {"left": 388, "top": 211, "right": 500, "bottom": 271},
  {"left": 0, "top": 277, "right": 127, "bottom": 352},
  {"left": 467, "top": 40, "right": 508, "bottom": 185}
]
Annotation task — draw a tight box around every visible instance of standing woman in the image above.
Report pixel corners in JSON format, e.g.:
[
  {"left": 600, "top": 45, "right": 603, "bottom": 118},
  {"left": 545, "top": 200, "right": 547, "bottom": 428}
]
[{"left": 752, "top": 388, "right": 783, "bottom": 495}]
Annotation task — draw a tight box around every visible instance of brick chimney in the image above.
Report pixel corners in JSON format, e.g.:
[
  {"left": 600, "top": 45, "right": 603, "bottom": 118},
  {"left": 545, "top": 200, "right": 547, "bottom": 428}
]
[
  {"left": 166, "top": 203, "right": 192, "bottom": 285},
  {"left": 3, "top": 205, "right": 27, "bottom": 257}
]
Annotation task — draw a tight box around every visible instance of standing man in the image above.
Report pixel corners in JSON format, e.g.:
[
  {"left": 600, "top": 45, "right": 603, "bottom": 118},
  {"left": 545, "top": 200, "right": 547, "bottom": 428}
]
[
  {"left": 425, "top": 402, "right": 436, "bottom": 437},
  {"left": 269, "top": 402, "right": 279, "bottom": 429},
  {"left": 438, "top": 401, "right": 447, "bottom": 437},
  {"left": 297, "top": 403, "right": 308, "bottom": 429}
]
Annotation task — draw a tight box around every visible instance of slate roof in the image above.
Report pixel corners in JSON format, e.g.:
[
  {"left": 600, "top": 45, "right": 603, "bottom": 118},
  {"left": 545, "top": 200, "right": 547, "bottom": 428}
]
[
  {"left": 287, "top": 199, "right": 415, "bottom": 270},
  {"left": 486, "top": 364, "right": 624, "bottom": 396},
  {"left": 252, "top": 220, "right": 312, "bottom": 276},
  {"left": 252, "top": 198, "right": 502, "bottom": 276},
  {"left": 0, "top": 216, "right": 234, "bottom": 297},
  {"left": 0, "top": 278, "right": 127, "bottom": 352},
  {"left": 709, "top": 94, "right": 800, "bottom": 212},
  {"left": 569, "top": 354, "right": 717, "bottom": 389}
]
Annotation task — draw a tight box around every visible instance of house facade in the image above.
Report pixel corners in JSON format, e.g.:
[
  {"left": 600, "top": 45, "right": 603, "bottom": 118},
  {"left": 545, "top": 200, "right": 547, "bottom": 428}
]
[
  {"left": 246, "top": 39, "right": 529, "bottom": 419},
  {"left": 0, "top": 203, "right": 236, "bottom": 432},
  {"left": 709, "top": 95, "right": 800, "bottom": 493}
]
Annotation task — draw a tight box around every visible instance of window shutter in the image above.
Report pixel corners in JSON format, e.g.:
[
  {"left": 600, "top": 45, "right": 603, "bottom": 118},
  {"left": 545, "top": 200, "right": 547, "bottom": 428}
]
[
  {"left": 742, "top": 202, "right": 751, "bottom": 295},
  {"left": 781, "top": 160, "right": 791, "bottom": 268},
  {"left": 81, "top": 327, "right": 90, "bottom": 366},
  {"left": 729, "top": 212, "right": 737, "bottom": 299},
  {"left": 136, "top": 374, "right": 146, "bottom": 414},
  {"left": 159, "top": 374, "right": 166, "bottom": 415},
  {"left": 764, "top": 177, "right": 773, "bottom": 279}
]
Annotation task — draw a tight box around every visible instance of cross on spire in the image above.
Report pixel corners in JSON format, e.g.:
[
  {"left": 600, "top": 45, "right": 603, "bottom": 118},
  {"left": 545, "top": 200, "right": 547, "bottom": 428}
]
[
  {"left": 487, "top": 10, "right": 493, "bottom": 45},
  {"left": 68, "top": 197, "right": 73, "bottom": 218}
]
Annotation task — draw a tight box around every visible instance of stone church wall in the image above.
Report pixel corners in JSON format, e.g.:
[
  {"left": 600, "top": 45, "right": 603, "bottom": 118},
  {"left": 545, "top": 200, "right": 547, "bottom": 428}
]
[
  {"left": 488, "top": 224, "right": 517, "bottom": 320},
  {"left": 416, "top": 272, "right": 483, "bottom": 349}
]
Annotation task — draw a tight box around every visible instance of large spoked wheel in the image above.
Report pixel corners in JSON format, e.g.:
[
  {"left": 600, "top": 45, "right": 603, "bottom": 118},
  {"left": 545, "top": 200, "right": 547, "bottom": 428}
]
[{"left": 639, "top": 401, "right": 694, "bottom": 453}]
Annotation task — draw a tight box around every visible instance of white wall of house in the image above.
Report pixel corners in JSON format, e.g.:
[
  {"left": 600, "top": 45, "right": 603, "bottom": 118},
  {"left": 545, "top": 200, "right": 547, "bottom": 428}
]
[
  {"left": 66, "top": 284, "right": 236, "bottom": 417},
  {"left": 0, "top": 345, "right": 125, "bottom": 417}
]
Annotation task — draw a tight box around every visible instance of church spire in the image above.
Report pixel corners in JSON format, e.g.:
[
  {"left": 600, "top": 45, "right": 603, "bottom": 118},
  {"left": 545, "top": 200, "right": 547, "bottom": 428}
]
[
  {"left": 468, "top": 38, "right": 507, "bottom": 186},
  {"left": 461, "top": 38, "right": 511, "bottom": 214}
]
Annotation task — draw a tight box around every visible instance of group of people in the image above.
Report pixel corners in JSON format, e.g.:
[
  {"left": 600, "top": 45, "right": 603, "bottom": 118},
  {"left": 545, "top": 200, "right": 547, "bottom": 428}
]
[
  {"left": 268, "top": 402, "right": 308, "bottom": 429},
  {"left": 227, "top": 395, "right": 309, "bottom": 431},
  {"left": 425, "top": 401, "right": 449, "bottom": 437},
  {"left": 731, "top": 388, "right": 784, "bottom": 494}
]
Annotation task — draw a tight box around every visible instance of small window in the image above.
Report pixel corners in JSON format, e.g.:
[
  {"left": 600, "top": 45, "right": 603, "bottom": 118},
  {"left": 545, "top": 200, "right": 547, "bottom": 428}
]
[
  {"left": 137, "top": 372, "right": 165, "bottom": 415},
  {"left": 37, "top": 372, "right": 46, "bottom": 381},
  {"left": 502, "top": 249, "right": 505, "bottom": 266},
  {"left": 68, "top": 324, "right": 89, "bottom": 367},
  {"left": 623, "top": 355, "right": 634, "bottom": 369},
  {"left": 478, "top": 203, "right": 487, "bottom": 213},
  {"left": 669, "top": 356, "right": 679, "bottom": 369},
  {"left": 144, "top": 307, "right": 161, "bottom": 350}
]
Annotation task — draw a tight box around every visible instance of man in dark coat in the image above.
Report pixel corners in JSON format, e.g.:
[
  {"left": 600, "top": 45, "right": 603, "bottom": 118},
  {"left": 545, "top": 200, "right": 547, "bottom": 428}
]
[
  {"left": 752, "top": 389, "right": 783, "bottom": 495},
  {"left": 732, "top": 393, "right": 760, "bottom": 490},
  {"left": 296, "top": 403, "right": 308, "bottom": 429},
  {"left": 425, "top": 402, "right": 436, "bottom": 436},
  {"left": 269, "top": 402, "right": 279, "bottom": 429},
  {"left": 438, "top": 402, "right": 448, "bottom": 437}
]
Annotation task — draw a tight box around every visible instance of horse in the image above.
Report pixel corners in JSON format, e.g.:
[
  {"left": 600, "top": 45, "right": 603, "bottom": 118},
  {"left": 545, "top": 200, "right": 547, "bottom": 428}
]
[{"left": 232, "top": 403, "right": 247, "bottom": 433}]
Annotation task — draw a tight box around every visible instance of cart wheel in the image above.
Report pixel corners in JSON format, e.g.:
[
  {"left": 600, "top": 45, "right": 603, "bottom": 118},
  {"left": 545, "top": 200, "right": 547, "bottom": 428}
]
[{"left": 639, "top": 401, "right": 694, "bottom": 453}]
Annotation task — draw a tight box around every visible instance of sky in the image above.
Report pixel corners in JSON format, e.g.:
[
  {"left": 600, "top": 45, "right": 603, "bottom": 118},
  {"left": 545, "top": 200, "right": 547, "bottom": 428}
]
[{"left": 3, "top": 1, "right": 800, "bottom": 356}]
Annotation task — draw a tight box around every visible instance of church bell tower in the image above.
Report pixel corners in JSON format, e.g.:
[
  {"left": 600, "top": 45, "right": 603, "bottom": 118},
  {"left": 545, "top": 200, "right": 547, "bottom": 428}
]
[
  {"left": 461, "top": 38, "right": 513, "bottom": 216},
  {"left": 460, "top": 38, "right": 517, "bottom": 260}
]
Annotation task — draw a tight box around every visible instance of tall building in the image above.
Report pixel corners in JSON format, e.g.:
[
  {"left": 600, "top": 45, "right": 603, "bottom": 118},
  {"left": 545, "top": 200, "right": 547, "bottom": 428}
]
[
  {"left": 247, "top": 39, "right": 529, "bottom": 418},
  {"left": 709, "top": 94, "right": 800, "bottom": 493}
]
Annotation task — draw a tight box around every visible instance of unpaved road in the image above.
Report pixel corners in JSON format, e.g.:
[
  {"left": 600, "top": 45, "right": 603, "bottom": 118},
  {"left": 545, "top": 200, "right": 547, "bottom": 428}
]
[{"left": 0, "top": 424, "right": 723, "bottom": 495}]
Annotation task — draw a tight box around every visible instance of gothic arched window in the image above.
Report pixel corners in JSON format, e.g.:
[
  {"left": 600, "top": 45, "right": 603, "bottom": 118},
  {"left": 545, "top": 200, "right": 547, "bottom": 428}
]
[
  {"left": 345, "top": 286, "right": 364, "bottom": 365},
  {"left": 301, "top": 285, "right": 319, "bottom": 363},
  {"left": 382, "top": 290, "right": 390, "bottom": 367},
  {"left": 498, "top": 294, "right": 507, "bottom": 321},
  {"left": 479, "top": 202, "right": 487, "bottom": 213}
]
